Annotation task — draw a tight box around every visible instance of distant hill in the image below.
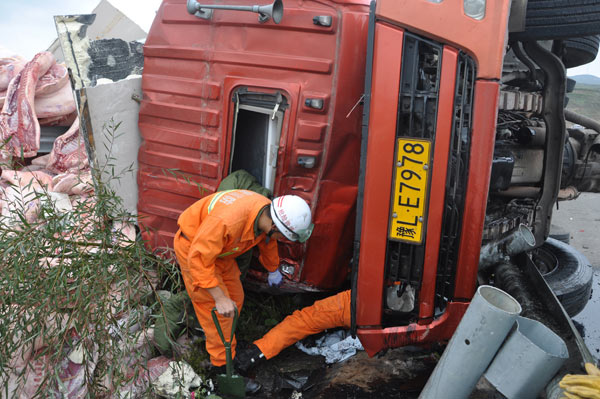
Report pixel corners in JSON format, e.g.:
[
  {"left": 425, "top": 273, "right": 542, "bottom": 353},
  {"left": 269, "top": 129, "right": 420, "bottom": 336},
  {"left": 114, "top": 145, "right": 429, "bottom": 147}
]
[
  {"left": 570, "top": 74, "right": 600, "bottom": 86},
  {"left": 567, "top": 83, "right": 600, "bottom": 120}
]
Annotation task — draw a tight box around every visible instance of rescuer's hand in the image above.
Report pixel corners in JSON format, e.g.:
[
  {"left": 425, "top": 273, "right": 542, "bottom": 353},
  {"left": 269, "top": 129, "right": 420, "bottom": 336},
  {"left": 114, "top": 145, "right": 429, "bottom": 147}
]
[
  {"left": 215, "top": 296, "right": 237, "bottom": 318},
  {"left": 268, "top": 269, "right": 283, "bottom": 287},
  {"left": 207, "top": 286, "right": 237, "bottom": 318},
  {"left": 559, "top": 363, "right": 600, "bottom": 399}
]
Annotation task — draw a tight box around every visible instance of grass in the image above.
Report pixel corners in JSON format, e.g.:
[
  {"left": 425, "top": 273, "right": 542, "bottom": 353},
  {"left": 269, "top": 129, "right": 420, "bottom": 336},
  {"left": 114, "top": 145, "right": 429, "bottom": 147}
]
[{"left": 567, "top": 83, "right": 600, "bottom": 120}]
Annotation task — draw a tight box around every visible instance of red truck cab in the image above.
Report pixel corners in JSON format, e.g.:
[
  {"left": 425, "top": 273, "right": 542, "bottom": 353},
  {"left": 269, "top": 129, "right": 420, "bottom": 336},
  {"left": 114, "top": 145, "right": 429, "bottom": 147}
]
[
  {"left": 139, "top": 0, "right": 600, "bottom": 357},
  {"left": 138, "top": 0, "right": 370, "bottom": 291}
]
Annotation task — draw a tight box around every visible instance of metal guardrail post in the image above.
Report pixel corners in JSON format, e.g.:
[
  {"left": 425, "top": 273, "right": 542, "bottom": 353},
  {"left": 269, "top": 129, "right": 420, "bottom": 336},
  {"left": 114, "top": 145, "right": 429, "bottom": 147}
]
[
  {"left": 419, "top": 285, "right": 521, "bottom": 399},
  {"left": 484, "top": 316, "right": 568, "bottom": 399}
]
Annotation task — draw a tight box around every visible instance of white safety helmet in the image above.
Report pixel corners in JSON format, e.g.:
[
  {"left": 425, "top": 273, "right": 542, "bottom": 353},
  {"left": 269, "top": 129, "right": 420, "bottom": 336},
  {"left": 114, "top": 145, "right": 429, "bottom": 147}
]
[{"left": 270, "top": 195, "right": 314, "bottom": 242}]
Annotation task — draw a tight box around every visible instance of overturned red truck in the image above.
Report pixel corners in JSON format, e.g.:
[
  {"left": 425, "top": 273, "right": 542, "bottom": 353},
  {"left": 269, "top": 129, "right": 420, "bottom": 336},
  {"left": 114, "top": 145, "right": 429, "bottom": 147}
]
[{"left": 138, "top": 0, "right": 600, "bottom": 355}]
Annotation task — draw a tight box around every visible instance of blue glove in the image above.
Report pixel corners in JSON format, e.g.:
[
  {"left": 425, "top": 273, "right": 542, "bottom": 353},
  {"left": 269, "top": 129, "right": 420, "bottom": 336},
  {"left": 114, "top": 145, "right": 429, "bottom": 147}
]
[{"left": 268, "top": 269, "right": 283, "bottom": 287}]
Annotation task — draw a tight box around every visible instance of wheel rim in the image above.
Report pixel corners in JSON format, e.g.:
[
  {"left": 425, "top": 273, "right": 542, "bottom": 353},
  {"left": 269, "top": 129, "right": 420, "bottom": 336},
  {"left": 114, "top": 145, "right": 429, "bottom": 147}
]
[{"left": 532, "top": 246, "right": 559, "bottom": 276}]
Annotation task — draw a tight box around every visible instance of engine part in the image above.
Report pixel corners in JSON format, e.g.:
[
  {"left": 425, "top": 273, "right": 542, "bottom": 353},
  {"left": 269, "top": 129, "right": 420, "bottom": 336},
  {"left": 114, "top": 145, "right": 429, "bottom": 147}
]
[
  {"left": 494, "top": 186, "right": 541, "bottom": 197},
  {"left": 565, "top": 109, "right": 600, "bottom": 134},
  {"left": 516, "top": 126, "right": 546, "bottom": 147},
  {"left": 510, "top": 147, "right": 545, "bottom": 184},
  {"left": 489, "top": 150, "right": 515, "bottom": 191},
  {"left": 522, "top": 40, "right": 567, "bottom": 246},
  {"left": 561, "top": 138, "right": 577, "bottom": 187},
  {"left": 479, "top": 224, "right": 536, "bottom": 270},
  {"left": 482, "top": 200, "right": 534, "bottom": 241},
  {"left": 498, "top": 90, "right": 543, "bottom": 113}
]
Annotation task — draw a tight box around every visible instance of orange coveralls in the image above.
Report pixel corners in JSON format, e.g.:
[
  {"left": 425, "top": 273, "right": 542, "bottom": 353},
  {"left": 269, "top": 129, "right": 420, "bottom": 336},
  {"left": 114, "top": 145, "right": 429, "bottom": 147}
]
[
  {"left": 174, "top": 190, "right": 279, "bottom": 366},
  {"left": 254, "top": 290, "right": 351, "bottom": 359}
]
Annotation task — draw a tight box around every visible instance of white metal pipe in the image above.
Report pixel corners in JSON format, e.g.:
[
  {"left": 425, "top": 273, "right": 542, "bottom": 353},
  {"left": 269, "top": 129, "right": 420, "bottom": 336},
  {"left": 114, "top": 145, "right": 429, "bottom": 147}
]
[
  {"left": 479, "top": 224, "right": 536, "bottom": 270},
  {"left": 484, "top": 316, "right": 568, "bottom": 399},
  {"left": 419, "top": 286, "right": 522, "bottom": 399}
]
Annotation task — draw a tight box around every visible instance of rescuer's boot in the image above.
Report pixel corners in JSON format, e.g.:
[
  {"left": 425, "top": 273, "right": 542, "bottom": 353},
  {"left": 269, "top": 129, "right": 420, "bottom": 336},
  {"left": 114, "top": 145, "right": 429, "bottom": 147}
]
[{"left": 235, "top": 343, "right": 265, "bottom": 374}]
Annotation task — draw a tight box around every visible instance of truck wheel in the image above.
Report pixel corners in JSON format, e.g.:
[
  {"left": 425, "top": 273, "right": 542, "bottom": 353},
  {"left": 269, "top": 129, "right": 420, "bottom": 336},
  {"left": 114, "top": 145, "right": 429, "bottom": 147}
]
[
  {"left": 533, "top": 238, "right": 593, "bottom": 317},
  {"left": 562, "top": 35, "right": 600, "bottom": 68},
  {"left": 511, "top": 0, "right": 600, "bottom": 41}
]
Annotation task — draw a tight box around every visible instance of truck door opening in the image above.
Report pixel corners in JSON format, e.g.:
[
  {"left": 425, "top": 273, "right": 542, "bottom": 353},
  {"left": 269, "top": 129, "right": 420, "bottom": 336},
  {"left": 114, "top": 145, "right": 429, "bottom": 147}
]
[{"left": 229, "top": 90, "right": 286, "bottom": 192}]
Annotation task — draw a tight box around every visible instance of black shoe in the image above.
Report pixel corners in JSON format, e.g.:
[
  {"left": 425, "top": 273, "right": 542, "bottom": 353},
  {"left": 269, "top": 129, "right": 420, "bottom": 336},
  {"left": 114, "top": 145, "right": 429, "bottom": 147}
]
[
  {"left": 235, "top": 343, "right": 265, "bottom": 374},
  {"left": 244, "top": 377, "right": 262, "bottom": 395}
]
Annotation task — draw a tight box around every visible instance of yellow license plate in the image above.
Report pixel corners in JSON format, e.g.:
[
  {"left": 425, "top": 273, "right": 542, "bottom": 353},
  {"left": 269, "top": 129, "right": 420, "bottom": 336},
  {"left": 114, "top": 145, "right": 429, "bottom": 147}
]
[{"left": 389, "top": 138, "right": 431, "bottom": 244}]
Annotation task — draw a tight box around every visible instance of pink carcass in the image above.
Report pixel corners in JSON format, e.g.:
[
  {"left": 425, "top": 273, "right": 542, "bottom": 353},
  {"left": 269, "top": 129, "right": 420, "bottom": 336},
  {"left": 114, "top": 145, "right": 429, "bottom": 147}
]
[
  {"left": 0, "top": 169, "right": 54, "bottom": 225},
  {"left": 1, "top": 62, "right": 70, "bottom": 108},
  {"left": 31, "top": 153, "right": 51, "bottom": 167},
  {"left": 52, "top": 171, "right": 93, "bottom": 195},
  {"left": 1, "top": 169, "right": 54, "bottom": 189},
  {"left": 117, "top": 356, "right": 172, "bottom": 398},
  {"left": 0, "top": 51, "right": 55, "bottom": 157},
  {"left": 39, "top": 111, "right": 77, "bottom": 127},
  {"left": 34, "top": 82, "right": 76, "bottom": 119},
  {"left": 0, "top": 56, "right": 26, "bottom": 92},
  {"left": 36, "top": 63, "right": 68, "bottom": 96},
  {"left": 46, "top": 117, "right": 89, "bottom": 174}
]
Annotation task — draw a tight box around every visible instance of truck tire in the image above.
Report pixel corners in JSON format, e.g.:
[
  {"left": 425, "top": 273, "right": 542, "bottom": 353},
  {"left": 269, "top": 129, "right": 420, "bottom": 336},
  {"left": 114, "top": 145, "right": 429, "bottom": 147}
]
[
  {"left": 511, "top": 0, "right": 600, "bottom": 41},
  {"left": 533, "top": 238, "right": 593, "bottom": 317},
  {"left": 562, "top": 35, "right": 600, "bottom": 68}
]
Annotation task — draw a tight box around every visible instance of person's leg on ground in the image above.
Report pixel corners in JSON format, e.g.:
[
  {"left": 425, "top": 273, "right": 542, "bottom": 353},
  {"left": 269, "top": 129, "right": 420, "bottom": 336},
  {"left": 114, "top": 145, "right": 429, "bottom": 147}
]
[{"left": 236, "top": 290, "right": 351, "bottom": 372}]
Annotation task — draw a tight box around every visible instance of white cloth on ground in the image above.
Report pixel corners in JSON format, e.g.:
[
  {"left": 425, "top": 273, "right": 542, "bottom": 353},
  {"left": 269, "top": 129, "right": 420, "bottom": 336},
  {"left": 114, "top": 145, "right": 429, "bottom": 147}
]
[{"left": 295, "top": 330, "right": 363, "bottom": 364}]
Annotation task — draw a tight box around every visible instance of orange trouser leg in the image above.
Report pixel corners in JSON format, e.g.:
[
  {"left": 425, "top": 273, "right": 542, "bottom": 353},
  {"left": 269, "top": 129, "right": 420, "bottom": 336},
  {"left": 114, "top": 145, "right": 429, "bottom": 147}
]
[
  {"left": 254, "top": 290, "right": 351, "bottom": 359},
  {"left": 189, "top": 269, "right": 244, "bottom": 367},
  {"left": 175, "top": 233, "right": 244, "bottom": 367}
]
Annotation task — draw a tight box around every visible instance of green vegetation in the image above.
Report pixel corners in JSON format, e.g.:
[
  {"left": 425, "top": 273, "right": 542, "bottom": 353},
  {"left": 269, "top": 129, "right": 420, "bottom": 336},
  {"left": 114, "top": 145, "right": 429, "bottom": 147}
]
[
  {"left": 237, "top": 292, "right": 304, "bottom": 343},
  {"left": 0, "top": 121, "right": 180, "bottom": 398},
  {"left": 0, "top": 120, "right": 304, "bottom": 398},
  {"left": 567, "top": 83, "right": 600, "bottom": 120}
]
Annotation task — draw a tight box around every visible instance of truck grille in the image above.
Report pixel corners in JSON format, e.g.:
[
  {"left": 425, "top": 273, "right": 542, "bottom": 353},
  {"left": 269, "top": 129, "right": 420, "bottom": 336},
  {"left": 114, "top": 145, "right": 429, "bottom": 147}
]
[
  {"left": 384, "top": 33, "right": 476, "bottom": 317},
  {"left": 435, "top": 52, "right": 476, "bottom": 309},
  {"left": 385, "top": 34, "right": 442, "bottom": 314}
]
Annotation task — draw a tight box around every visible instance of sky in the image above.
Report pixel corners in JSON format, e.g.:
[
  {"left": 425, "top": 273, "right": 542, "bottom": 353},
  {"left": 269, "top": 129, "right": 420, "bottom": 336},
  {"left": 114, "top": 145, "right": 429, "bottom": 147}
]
[
  {"left": 567, "top": 56, "right": 600, "bottom": 77},
  {"left": 0, "top": 0, "right": 162, "bottom": 59},
  {"left": 0, "top": 0, "right": 599, "bottom": 77}
]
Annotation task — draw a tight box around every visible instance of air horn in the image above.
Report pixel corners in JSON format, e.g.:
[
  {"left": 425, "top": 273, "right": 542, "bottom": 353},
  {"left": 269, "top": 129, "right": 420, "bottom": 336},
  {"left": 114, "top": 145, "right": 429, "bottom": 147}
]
[{"left": 187, "top": 0, "right": 284, "bottom": 24}]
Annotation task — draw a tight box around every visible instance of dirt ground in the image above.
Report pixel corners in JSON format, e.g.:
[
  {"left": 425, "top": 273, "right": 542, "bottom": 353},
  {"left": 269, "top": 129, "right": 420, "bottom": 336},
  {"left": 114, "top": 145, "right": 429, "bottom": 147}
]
[
  {"left": 552, "top": 193, "right": 600, "bottom": 268},
  {"left": 552, "top": 192, "right": 600, "bottom": 362}
]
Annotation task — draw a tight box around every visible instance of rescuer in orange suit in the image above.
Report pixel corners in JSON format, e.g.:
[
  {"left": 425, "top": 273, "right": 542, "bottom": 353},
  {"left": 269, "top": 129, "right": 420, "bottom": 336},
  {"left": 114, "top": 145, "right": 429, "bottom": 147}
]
[
  {"left": 236, "top": 289, "right": 352, "bottom": 372},
  {"left": 173, "top": 190, "right": 314, "bottom": 375}
]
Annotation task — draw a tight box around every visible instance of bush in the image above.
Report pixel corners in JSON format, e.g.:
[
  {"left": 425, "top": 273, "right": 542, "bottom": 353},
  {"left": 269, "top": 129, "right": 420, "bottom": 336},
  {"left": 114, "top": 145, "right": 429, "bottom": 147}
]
[{"left": 0, "top": 120, "right": 180, "bottom": 398}]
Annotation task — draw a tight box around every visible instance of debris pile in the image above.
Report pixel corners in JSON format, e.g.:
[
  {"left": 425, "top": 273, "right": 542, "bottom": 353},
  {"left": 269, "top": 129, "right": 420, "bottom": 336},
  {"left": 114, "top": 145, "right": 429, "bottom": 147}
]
[
  {"left": 0, "top": 51, "right": 210, "bottom": 398},
  {"left": 0, "top": 51, "right": 88, "bottom": 225}
]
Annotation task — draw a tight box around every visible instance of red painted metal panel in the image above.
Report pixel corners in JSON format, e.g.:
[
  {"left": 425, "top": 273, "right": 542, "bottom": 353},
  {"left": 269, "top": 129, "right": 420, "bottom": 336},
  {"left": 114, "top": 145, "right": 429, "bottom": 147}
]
[
  {"left": 358, "top": 302, "right": 469, "bottom": 356},
  {"left": 138, "top": 0, "right": 370, "bottom": 290},
  {"left": 453, "top": 81, "right": 500, "bottom": 299},
  {"left": 144, "top": 46, "right": 334, "bottom": 74},
  {"left": 376, "top": 0, "right": 511, "bottom": 80},
  {"left": 356, "top": 23, "right": 404, "bottom": 327},
  {"left": 418, "top": 47, "right": 458, "bottom": 321}
]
